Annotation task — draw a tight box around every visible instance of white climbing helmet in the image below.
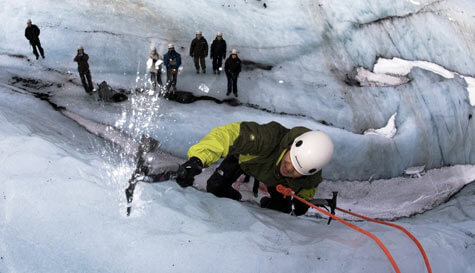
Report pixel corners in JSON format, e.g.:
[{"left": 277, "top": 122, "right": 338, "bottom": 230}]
[
  {"left": 231, "top": 49, "right": 238, "bottom": 55},
  {"left": 289, "top": 131, "right": 334, "bottom": 175},
  {"left": 196, "top": 30, "right": 202, "bottom": 35}
]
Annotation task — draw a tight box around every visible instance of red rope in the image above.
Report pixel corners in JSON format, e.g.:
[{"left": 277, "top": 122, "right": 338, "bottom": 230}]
[
  {"left": 336, "top": 207, "right": 432, "bottom": 273},
  {"left": 276, "top": 185, "right": 401, "bottom": 273}
]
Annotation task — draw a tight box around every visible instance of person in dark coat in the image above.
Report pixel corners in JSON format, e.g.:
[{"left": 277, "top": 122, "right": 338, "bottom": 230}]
[
  {"left": 73, "top": 45, "right": 94, "bottom": 94},
  {"left": 224, "top": 49, "right": 241, "bottom": 97},
  {"left": 163, "top": 43, "right": 182, "bottom": 92},
  {"left": 24, "top": 19, "right": 45, "bottom": 60},
  {"left": 189, "top": 30, "right": 208, "bottom": 74},
  {"left": 210, "top": 32, "right": 227, "bottom": 74}
]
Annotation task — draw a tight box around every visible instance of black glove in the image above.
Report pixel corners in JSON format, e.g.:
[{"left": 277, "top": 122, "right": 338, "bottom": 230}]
[{"left": 176, "top": 157, "right": 203, "bottom": 187}]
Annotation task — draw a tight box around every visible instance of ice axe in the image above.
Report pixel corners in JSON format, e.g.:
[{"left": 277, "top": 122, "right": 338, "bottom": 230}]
[{"left": 309, "top": 191, "right": 338, "bottom": 225}]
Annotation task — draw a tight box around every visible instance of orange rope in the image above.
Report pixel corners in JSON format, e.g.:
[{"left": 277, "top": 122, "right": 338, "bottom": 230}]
[
  {"left": 336, "top": 207, "right": 432, "bottom": 273},
  {"left": 276, "top": 185, "right": 401, "bottom": 273}
]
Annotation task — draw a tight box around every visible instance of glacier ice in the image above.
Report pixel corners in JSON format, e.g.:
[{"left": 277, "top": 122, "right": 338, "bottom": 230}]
[{"left": 0, "top": 0, "right": 474, "bottom": 272}]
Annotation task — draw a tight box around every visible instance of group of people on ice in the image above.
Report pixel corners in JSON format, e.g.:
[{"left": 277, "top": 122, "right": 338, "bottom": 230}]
[
  {"left": 146, "top": 30, "right": 241, "bottom": 97},
  {"left": 24, "top": 19, "right": 335, "bottom": 217},
  {"left": 25, "top": 20, "right": 242, "bottom": 97}
]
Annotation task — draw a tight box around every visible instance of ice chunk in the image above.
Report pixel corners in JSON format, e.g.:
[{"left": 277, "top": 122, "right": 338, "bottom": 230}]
[
  {"left": 404, "top": 165, "right": 426, "bottom": 178},
  {"left": 364, "top": 113, "right": 397, "bottom": 138},
  {"left": 198, "top": 83, "right": 210, "bottom": 93}
]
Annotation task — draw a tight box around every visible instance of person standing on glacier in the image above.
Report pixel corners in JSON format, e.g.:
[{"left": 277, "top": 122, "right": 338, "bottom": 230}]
[
  {"left": 163, "top": 43, "right": 181, "bottom": 93},
  {"left": 24, "top": 19, "right": 45, "bottom": 60},
  {"left": 146, "top": 47, "right": 163, "bottom": 89},
  {"left": 74, "top": 45, "right": 94, "bottom": 94},
  {"left": 224, "top": 49, "right": 241, "bottom": 97},
  {"left": 210, "top": 32, "right": 227, "bottom": 74},
  {"left": 173, "top": 121, "right": 334, "bottom": 216},
  {"left": 189, "top": 30, "right": 208, "bottom": 74}
]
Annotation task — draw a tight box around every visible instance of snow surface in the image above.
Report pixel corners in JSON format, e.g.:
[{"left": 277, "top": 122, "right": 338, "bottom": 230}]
[{"left": 1, "top": 0, "right": 475, "bottom": 272}]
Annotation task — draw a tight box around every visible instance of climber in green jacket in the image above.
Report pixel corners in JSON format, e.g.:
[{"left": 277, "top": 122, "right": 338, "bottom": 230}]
[{"left": 176, "top": 121, "right": 334, "bottom": 216}]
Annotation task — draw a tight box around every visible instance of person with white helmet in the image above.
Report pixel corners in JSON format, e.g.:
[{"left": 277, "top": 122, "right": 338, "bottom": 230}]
[
  {"left": 146, "top": 47, "right": 163, "bottom": 89},
  {"left": 210, "top": 32, "right": 227, "bottom": 74},
  {"left": 189, "top": 30, "right": 208, "bottom": 74},
  {"left": 163, "top": 43, "right": 181, "bottom": 93},
  {"left": 73, "top": 45, "right": 94, "bottom": 94},
  {"left": 174, "top": 121, "right": 334, "bottom": 216},
  {"left": 224, "top": 49, "right": 241, "bottom": 97},
  {"left": 24, "top": 19, "right": 45, "bottom": 60}
]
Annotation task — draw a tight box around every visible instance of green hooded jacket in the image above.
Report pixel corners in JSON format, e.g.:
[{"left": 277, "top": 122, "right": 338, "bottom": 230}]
[{"left": 188, "top": 121, "right": 322, "bottom": 200}]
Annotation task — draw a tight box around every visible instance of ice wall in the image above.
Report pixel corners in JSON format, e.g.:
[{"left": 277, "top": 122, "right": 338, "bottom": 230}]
[{"left": 0, "top": 0, "right": 474, "bottom": 180}]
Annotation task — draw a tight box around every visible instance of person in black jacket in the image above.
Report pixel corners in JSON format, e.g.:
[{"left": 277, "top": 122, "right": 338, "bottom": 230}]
[
  {"left": 189, "top": 30, "right": 208, "bottom": 74},
  {"left": 24, "top": 19, "right": 45, "bottom": 60},
  {"left": 224, "top": 49, "right": 241, "bottom": 97},
  {"left": 210, "top": 32, "right": 227, "bottom": 74},
  {"left": 73, "top": 45, "right": 94, "bottom": 94}
]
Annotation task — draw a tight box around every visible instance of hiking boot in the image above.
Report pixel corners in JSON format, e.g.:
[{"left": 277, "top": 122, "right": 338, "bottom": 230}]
[
  {"left": 213, "top": 70, "right": 217, "bottom": 74},
  {"left": 234, "top": 93, "right": 238, "bottom": 98},
  {"left": 202, "top": 70, "right": 206, "bottom": 74},
  {"left": 36, "top": 55, "right": 39, "bottom": 60},
  {"left": 226, "top": 90, "right": 231, "bottom": 96},
  {"left": 196, "top": 71, "right": 200, "bottom": 74}
]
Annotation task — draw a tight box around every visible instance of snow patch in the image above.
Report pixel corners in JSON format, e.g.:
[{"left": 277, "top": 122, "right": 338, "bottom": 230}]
[
  {"left": 408, "top": 0, "right": 421, "bottom": 6},
  {"left": 358, "top": 57, "right": 475, "bottom": 106},
  {"left": 364, "top": 113, "right": 397, "bottom": 138},
  {"left": 462, "top": 76, "right": 475, "bottom": 106},
  {"left": 355, "top": 67, "right": 409, "bottom": 87}
]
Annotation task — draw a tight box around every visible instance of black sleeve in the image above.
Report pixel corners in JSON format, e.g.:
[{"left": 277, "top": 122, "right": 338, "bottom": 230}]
[
  {"left": 189, "top": 39, "right": 195, "bottom": 56},
  {"left": 210, "top": 41, "right": 215, "bottom": 57},
  {"left": 204, "top": 39, "right": 209, "bottom": 56},
  {"left": 224, "top": 58, "right": 230, "bottom": 73},
  {"left": 223, "top": 40, "right": 227, "bottom": 57}
]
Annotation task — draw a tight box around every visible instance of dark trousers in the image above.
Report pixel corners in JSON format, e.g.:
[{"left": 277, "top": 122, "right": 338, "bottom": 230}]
[
  {"left": 166, "top": 70, "right": 178, "bottom": 91},
  {"left": 260, "top": 186, "right": 310, "bottom": 216},
  {"left": 150, "top": 72, "right": 162, "bottom": 88},
  {"left": 79, "top": 71, "right": 94, "bottom": 93},
  {"left": 212, "top": 56, "right": 223, "bottom": 72},
  {"left": 206, "top": 155, "right": 243, "bottom": 201},
  {"left": 193, "top": 56, "right": 206, "bottom": 72},
  {"left": 226, "top": 74, "right": 238, "bottom": 95},
  {"left": 30, "top": 40, "right": 44, "bottom": 59}
]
